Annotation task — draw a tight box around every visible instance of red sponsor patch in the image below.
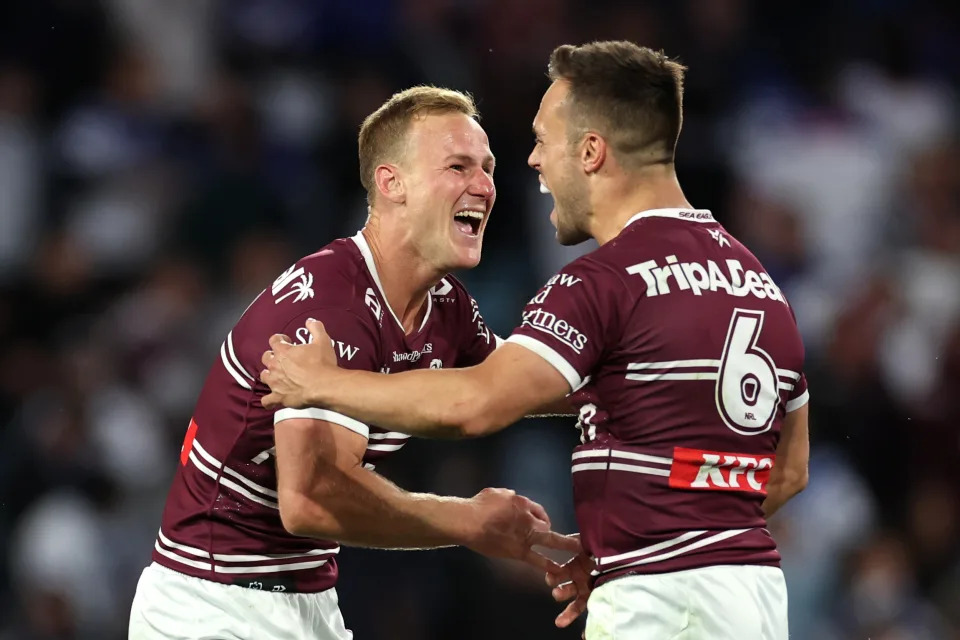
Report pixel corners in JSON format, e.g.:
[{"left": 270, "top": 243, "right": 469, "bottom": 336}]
[
  {"left": 668, "top": 447, "right": 774, "bottom": 494},
  {"left": 180, "top": 418, "right": 199, "bottom": 466}
]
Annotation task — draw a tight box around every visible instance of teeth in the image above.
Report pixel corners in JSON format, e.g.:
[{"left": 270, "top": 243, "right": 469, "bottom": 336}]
[
  {"left": 539, "top": 182, "right": 551, "bottom": 194},
  {"left": 455, "top": 210, "right": 484, "bottom": 220}
]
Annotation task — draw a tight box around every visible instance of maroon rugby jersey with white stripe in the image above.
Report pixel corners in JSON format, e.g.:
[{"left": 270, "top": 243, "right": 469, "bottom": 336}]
[
  {"left": 153, "top": 232, "right": 497, "bottom": 592},
  {"left": 507, "top": 208, "right": 809, "bottom": 587}
]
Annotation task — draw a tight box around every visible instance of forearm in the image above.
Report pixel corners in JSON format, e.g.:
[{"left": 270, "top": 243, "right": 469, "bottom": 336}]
[
  {"left": 317, "top": 367, "right": 500, "bottom": 438},
  {"left": 283, "top": 463, "right": 477, "bottom": 549},
  {"left": 761, "top": 477, "right": 806, "bottom": 519}
]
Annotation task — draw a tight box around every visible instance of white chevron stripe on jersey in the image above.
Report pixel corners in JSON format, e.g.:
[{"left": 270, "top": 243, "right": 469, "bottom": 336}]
[
  {"left": 220, "top": 341, "right": 252, "bottom": 390},
  {"left": 593, "top": 529, "right": 751, "bottom": 575},
  {"left": 626, "top": 359, "right": 721, "bottom": 382},
  {"left": 596, "top": 530, "right": 707, "bottom": 568},
  {"left": 627, "top": 359, "right": 721, "bottom": 370},
  {"left": 192, "top": 440, "right": 278, "bottom": 498},
  {"left": 571, "top": 449, "right": 673, "bottom": 477},
  {"left": 155, "top": 529, "right": 339, "bottom": 574},
  {"left": 775, "top": 368, "right": 801, "bottom": 381},
  {"left": 189, "top": 451, "right": 278, "bottom": 509},
  {"left": 626, "top": 372, "right": 720, "bottom": 382},
  {"left": 226, "top": 331, "right": 255, "bottom": 382},
  {"left": 572, "top": 448, "right": 673, "bottom": 465}
]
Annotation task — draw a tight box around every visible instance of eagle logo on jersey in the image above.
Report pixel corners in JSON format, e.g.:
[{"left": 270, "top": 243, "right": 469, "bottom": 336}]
[
  {"left": 430, "top": 278, "right": 453, "bottom": 296},
  {"left": 708, "top": 228, "right": 730, "bottom": 248},
  {"left": 365, "top": 287, "right": 383, "bottom": 323}
]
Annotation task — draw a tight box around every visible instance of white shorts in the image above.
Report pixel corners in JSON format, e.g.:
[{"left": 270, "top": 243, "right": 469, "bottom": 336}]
[
  {"left": 585, "top": 565, "right": 787, "bottom": 640},
  {"left": 128, "top": 563, "right": 352, "bottom": 640}
]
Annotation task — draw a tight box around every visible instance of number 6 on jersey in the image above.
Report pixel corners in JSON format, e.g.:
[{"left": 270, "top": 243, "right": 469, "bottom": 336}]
[{"left": 716, "top": 309, "right": 779, "bottom": 435}]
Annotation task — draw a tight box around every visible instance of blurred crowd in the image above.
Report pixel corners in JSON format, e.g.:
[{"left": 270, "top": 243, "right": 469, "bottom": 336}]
[{"left": 1, "top": 0, "right": 959, "bottom": 638}]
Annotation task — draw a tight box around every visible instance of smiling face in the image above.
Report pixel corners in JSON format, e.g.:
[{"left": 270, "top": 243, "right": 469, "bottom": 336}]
[
  {"left": 396, "top": 112, "right": 496, "bottom": 270},
  {"left": 528, "top": 80, "right": 592, "bottom": 246}
]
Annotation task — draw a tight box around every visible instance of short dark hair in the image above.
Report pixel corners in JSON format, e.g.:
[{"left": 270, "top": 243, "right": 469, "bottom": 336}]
[
  {"left": 358, "top": 86, "right": 478, "bottom": 205},
  {"left": 548, "top": 41, "right": 686, "bottom": 166}
]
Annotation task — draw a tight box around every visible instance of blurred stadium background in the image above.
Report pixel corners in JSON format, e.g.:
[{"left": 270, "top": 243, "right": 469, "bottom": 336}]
[{"left": 1, "top": 0, "right": 958, "bottom": 638}]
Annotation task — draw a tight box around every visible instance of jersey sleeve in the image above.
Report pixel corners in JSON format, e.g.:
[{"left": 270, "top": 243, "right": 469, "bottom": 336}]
[
  {"left": 271, "top": 308, "right": 380, "bottom": 438},
  {"left": 453, "top": 284, "right": 499, "bottom": 367},
  {"left": 785, "top": 373, "right": 809, "bottom": 412},
  {"left": 781, "top": 299, "right": 809, "bottom": 413},
  {"left": 506, "top": 258, "right": 627, "bottom": 391}
]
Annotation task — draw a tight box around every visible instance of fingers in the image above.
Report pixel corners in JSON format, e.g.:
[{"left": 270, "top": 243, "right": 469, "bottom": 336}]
[
  {"left": 261, "top": 391, "right": 281, "bottom": 409},
  {"left": 306, "top": 319, "right": 328, "bottom": 342},
  {"left": 520, "top": 547, "right": 563, "bottom": 575},
  {"left": 529, "top": 530, "right": 583, "bottom": 555},
  {"left": 555, "top": 595, "right": 588, "bottom": 628},
  {"left": 551, "top": 581, "right": 577, "bottom": 602},
  {"left": 268, "top": 333, "right": 293, "bottom": 351},
  {"left": 545, "top": 568, "right": 568, "bottom": 589},
  {"left": 523, "top": 498, "right": 551, "bottom": 529}
]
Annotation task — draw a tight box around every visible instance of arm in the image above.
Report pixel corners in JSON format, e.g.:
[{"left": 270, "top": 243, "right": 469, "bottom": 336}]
[
  {"left": 263, "top": 322, "right": 572, "bottom": 439},
  {"left": 761, "top": 402, "right": 809, "bottom": 518},
  {"left": 275, "top": 416, "right": 577, "bottom": 563}
]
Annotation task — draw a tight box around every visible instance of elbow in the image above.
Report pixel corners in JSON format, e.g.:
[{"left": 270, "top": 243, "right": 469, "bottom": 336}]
[
  {"left": 278, "top": 490, "right": 336, "bottom": 538},
  {"left": 440, "top": 396, "right": 494, "bottom": 439},
  {"left": 782, "top": 466, "right": 809, "bottom": 499},
  {"left": 793, "top": 468, "right": 809, "bottom": 495},
  {"left": 452, "top": 397, "right": 501, "bottom": 438}
]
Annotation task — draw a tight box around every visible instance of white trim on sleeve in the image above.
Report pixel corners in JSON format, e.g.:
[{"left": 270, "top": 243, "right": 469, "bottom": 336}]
[
  {"left": 494, "top": 334, "right": 505, "bottom": 349},
  {"left": 506, "top": 334, "right": 582, "bottom": 391},
  {"left": 273, "top": 407, "right": 369, "bottom": 438},
  {"left": 785, "top": 389, "right": 809, "bottom": 413}
]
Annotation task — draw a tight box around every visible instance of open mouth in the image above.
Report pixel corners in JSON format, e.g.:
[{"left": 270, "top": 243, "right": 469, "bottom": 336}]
[{"left": 453, "top": 210, "right": 484, "bottom": 236}]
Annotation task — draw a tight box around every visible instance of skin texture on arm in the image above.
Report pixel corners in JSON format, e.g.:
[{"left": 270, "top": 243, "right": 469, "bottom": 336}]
[
  {"left": 262, "top": 321, "right": 572, "bottom": 439},
  {"left": 275, "top": 416, "right": 578, "bottom": 566},
  {"left": 761, "top": 402, "right": 810, "bottom": 519}
]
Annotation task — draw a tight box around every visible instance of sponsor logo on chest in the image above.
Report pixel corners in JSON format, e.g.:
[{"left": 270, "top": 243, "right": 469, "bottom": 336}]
[
  {"left": 392, "top": 343, "right": 434, "bottom": 363},
  {"left": 294, "top": 326, "right": 360, "bottom": 361}
]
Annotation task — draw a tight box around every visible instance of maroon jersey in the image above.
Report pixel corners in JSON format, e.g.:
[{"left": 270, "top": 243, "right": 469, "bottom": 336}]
[
  {"left": 153, "top": 232, "right": 496, "bottom": 592},
  {"left": 507, "top": 208, "right": 808, "bottom": 586}
]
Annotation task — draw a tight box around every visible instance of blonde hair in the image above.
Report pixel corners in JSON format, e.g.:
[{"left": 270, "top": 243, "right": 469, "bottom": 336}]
[{"left": 358, "top": 86, "right": 478, "bottom": 204}]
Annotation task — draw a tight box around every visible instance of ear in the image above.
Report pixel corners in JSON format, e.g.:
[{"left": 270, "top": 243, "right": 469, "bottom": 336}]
[
  {"left": 374, "top": 164, "right": 405, "bottom": 205},
  {"left": 580, "top": 132, "right": 606, "bottom": 174}
]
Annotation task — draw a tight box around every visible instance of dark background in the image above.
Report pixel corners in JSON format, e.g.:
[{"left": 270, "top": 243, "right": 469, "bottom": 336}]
[{"left": 1, "top": 0, "right": 958, "bottom": 638}]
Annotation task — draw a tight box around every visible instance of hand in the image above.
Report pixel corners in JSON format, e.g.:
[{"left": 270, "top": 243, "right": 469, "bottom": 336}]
[
  {"left": 545, "top": 544, "right": 594, "bottom": 629},
  {"left": 463, "top": 488, "right": 581, "bottom": 577},
  {"left": 260, "top": 319, "right": 338, "bottom": 409}
]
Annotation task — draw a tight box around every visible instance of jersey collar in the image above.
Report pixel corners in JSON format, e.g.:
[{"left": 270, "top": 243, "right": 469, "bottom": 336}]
[
  {"left": 350, "top": 231, "right": 433, "bottom": 334},
  {"left": 622, "top": 208, "right": 714, "bottom": 230}
]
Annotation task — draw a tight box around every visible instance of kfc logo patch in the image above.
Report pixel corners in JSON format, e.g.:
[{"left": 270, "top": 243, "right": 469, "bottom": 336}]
[{"left": 668, "top": 447, "right": 774, "bottom": 494}]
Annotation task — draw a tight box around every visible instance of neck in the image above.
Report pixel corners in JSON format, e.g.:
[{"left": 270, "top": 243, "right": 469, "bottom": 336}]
[
  {"left": 590, "top": 164, "right": 693, "bottom": 245},
  {"left": 361, "top": 218, "right": 443, "bottom": 335}
]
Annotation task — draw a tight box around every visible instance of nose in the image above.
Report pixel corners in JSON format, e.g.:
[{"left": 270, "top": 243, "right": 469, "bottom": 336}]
[
  {"left": 527, "top": 147, "right": 539, "bottom": 170},
  {"left": 468, "top": 169, "right": 495, "bottom": 199}
]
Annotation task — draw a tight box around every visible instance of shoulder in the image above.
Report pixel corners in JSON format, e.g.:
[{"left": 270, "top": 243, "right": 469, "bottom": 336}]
[
  {"left": 244, "top": 237, "right": 379, "bottom": 330},
  {"left": 544, "top": 250, "right": 631, "bottom": 295}
]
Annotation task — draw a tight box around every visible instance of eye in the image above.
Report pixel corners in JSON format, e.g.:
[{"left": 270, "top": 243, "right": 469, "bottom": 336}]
[{"left": 450, "top": 164, "right": 466, "bottom": 172}]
